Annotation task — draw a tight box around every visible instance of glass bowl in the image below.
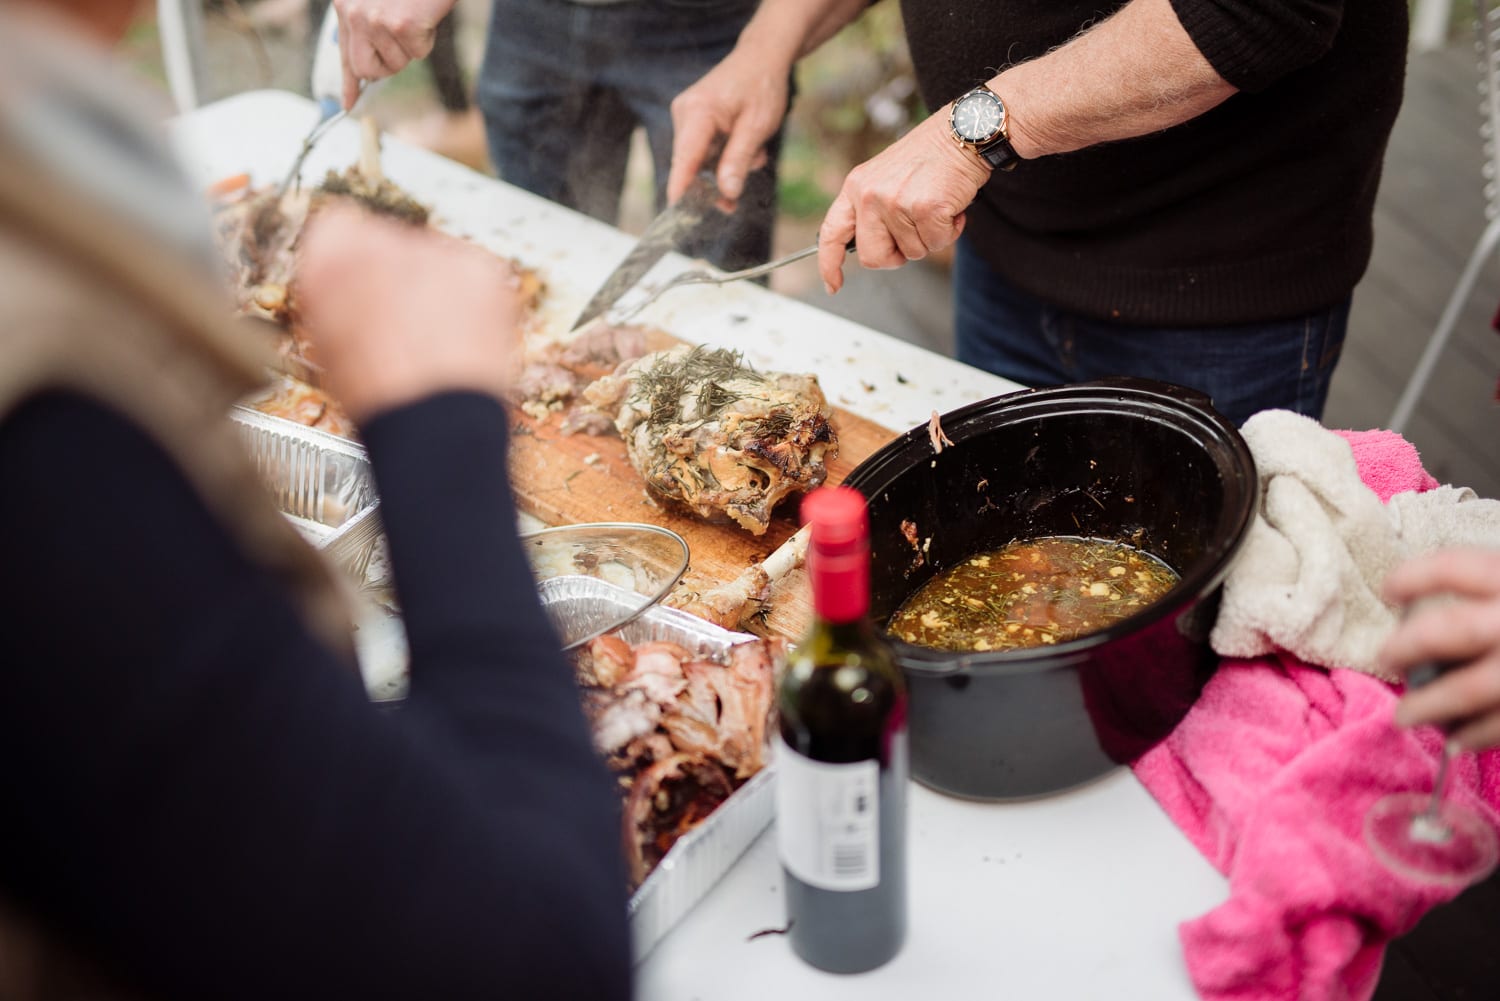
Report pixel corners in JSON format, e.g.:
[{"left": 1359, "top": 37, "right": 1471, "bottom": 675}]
[{"left": 520, "top": 522, "right": 691, "bottom": 650}]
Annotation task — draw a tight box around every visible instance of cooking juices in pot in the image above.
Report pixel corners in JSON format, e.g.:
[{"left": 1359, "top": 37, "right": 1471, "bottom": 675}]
[{"left": 886, "top": 536, "right": 1179, "bottom": 653}]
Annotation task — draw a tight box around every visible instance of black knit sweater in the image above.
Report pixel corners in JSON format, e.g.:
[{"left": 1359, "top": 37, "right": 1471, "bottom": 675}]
[
  {"left": 0, "top": 391, "right": 633, "bottom": 1001},
  {"left": 900, "top": 0, "right": 1408, "bottom": 326}
]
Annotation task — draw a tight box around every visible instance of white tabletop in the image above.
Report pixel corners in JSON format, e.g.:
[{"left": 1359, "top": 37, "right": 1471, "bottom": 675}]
[{"left": 169, "top": 90, "right": 1228, "bottom": 1000}]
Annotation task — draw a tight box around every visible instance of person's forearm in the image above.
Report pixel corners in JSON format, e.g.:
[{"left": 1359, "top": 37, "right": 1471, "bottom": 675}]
[
  {"left": 734, "top": 0, "right": 869, "bottom": 68},
  {"left": 993, "top": 0, "right": 1237, "bottom": 159},
  {"left": 360, "top": 392, "right": 601, "bottom": 776}
]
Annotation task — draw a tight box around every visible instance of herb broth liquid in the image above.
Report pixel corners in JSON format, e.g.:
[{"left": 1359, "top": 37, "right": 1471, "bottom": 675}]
[{"left": 887, "top": 536, "right": 1180, "bottom": 653}]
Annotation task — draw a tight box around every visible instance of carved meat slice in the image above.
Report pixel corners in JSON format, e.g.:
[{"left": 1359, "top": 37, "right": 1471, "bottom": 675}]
[
  {"left": 660, "top": 640, "right": 777, "bottom": 779},
  {"left": 515, "top": 322, "right": 650, "bottom": 416},
  {"left": 585, "top": 686, "right": 663, "bottom": 761},
  {"left": 553, "top": 321, "right": 647, "bottom": 370},
  {"left": 627, "top": 641, "right": 695, "bottom": 679},
  {"left": 581, "top": 345, "right": 838, "bottom": 535},
  {"left": 514, "top": 362, "right": 585, "bottom": 409},
  {"left": 723, "top": 639, "right": 775, "bottom": 773},
  {"left": 660, "top": 662, "right": 721, "bottom": 763},
  {"left": 576, "top": 634, "right": 634, "bottom": 688},
  {"left": 573, "top": 632, "right": 779, "bottom": 889},
  {"left": 622, "top": 752, "right": 734, "bottom": 890},
  {"left": 212, "top": 186, "right": 311, "bottom": 328}
]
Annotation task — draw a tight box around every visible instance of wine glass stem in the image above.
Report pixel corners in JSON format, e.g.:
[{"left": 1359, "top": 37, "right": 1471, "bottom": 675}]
[{"left": 1427, "top": 743, "right": 1454, "bottom": 816}]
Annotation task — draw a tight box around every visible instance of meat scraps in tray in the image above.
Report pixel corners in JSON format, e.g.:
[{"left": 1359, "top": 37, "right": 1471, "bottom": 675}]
[
  {"left": 574, "top": 631, "right": 780, "bottom": 890},
  {"left": 208, "top": 168, "right": 543, "bottom": 439}
]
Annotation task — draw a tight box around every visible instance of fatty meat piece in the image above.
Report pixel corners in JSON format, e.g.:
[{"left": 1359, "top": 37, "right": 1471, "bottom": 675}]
[{"left": 581, "top": 345, "right": 838, "bottom": 535}]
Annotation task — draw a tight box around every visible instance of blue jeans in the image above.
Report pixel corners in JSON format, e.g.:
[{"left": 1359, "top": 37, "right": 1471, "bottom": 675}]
[
  {"left": 478, "top": 0, "right": 779, "bottom": 271},
  {"left": 952, "top": 237, "right": 1350, "bottom": 429}
]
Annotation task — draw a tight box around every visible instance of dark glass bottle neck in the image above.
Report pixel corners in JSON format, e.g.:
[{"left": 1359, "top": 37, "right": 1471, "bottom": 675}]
[{"left": 818, "top": 614, "right": 879, "bottom": 644}]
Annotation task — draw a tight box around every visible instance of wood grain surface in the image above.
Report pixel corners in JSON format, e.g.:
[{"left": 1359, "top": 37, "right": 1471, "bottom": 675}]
[{"left": 508, "top": 331, "right": 900, "bottom": 640}]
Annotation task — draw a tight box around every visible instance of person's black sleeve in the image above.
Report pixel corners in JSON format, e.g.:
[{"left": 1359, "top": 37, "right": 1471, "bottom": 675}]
[
  {"left": 1168, "top": 0, "right": 1345, "bottom": 92},
  {"left": 0, "top": 390, "right": 631, "bottom": 1001}
]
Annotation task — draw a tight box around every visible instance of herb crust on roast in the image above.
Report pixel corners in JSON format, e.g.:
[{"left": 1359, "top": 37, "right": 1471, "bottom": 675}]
[{"left": 582, "top": 345, "right": 838, "bottom": 535}]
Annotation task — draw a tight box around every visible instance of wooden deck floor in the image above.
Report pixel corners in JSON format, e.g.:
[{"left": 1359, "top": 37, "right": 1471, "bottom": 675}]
[{"left": 1335, "top": 41, "right": 1500, "bottom": 501}]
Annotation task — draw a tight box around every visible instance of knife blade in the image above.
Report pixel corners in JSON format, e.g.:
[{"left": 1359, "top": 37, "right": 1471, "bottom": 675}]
[{"left": 569, "top": 168, "right": 724, "bottom": 332}]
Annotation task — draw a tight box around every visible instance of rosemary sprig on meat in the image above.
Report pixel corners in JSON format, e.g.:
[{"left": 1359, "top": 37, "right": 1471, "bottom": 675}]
[{"left": 633, "top": 347, "right": 765, "bottom": 429}]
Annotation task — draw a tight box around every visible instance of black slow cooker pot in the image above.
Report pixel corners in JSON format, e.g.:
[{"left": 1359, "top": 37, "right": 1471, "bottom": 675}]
[{"left": 841, "top": 378, "right": 1257, "bottom": 800}]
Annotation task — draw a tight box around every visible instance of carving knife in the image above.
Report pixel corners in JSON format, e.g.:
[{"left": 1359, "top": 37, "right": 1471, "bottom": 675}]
[{"left": 569, "top": 166, "right": 724, "bottom": 332}]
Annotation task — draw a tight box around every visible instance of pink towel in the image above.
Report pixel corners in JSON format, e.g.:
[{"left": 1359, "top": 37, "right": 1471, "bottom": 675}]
[
  {"left": 1335, "top": 428, "right": 1440, "bottom": 502},
  {"left": 1131, "top": 428, "right": 1500, "bottom": 1001}
]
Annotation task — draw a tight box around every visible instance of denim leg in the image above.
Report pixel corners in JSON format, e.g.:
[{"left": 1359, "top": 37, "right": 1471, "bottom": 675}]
[
  {"left": 478, "top": 0, "right": 775, "bottom": 263},
  {"left": 953, "top": 236, "right": 1077, "bottom": 387},
  {"left": 951, "top": 237, "right": 1351, "bottom": 428},
  {"left": 609, "top": 0, "right": 779, "bottom": 270},
  {"left": 1062, "top": 301, "right": 1350, "bottom": 427},
  {"left": 477, "top": 0, "right": 634, "bottom": 222}
]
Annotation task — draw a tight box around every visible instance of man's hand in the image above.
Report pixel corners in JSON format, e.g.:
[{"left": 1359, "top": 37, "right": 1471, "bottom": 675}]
[
  {"left": 816, "top": 107, "right": 992, "bottom": 294},
  {"left": 297, "top": 205, "right": 524, "bottom": 422},
  {"left": 1377, "top": 548, "right": 1500, "bottom": 751},
  {"left": 333, "top": 0, "right": 456, "bottom": 109},
  {"left": 664, "top": 0, "right": 867, "bottom": 208},
  {"left": 667, "top": 47, "right": 790, "bottom": 211}
]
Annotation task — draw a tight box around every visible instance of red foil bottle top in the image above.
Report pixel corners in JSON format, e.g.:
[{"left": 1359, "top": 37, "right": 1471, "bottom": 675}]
[{"left": 802, "top": 485, "right": 869, "bottom": 624}]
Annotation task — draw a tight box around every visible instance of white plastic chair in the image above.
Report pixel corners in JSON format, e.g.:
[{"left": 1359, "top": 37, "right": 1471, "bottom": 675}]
[
  {"left": 156, "top": 0, "right": 208, "bottom": 113},
  {"left": 1390, "top": 1, "right": 1500, "bottom": 432}
]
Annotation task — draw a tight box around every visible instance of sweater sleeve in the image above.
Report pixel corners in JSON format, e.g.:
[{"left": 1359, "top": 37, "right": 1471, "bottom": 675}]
[
  {"left": 358, "top": 392, "right": 623, "bottom": 831},
  {"left": 1168, "top": 0, "right": 1345, "bottom": 92},
  {"left": 0, "top": 391, "right": 631, "bottom": 1001}
]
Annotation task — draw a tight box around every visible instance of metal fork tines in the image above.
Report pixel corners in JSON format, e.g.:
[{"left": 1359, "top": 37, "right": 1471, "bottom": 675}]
[
  {"left": 609, "top": 240, "right": 851, "bottom": 324},
  {"left": 275, "top": 106, "right": 353, "bottom": 198},
  {"left": 276, "top": 81, "right": 369, "bottom": 198}
]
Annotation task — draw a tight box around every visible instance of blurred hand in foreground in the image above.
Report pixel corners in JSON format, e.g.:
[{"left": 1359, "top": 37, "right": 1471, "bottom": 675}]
[
  {"left": 816, "top": 108, "right": 991, "bottom": 295},
  {"left": 297, "top": 204, "right": 523, "bottom": 422},
  {"left": 1377, "top": 547, "right": 1500, "bottom": 751},
  {"left": 333, "top": 0, "right": 456, "bottom": 109}
]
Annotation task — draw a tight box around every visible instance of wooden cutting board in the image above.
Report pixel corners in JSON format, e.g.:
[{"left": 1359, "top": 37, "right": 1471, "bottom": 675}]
[{"left": 508, "top": 331, "right": 900, "bottom": 641}]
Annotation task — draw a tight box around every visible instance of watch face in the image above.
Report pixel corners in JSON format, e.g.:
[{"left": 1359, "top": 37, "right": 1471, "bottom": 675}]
[{"left": 952, "top": 90, "right": 1004, "bottom": 143}]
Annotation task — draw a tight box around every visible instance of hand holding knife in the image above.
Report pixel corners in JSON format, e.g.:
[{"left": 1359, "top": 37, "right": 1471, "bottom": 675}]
[{"left": 570, "top": 138, "right": 854, "bottom": 331}]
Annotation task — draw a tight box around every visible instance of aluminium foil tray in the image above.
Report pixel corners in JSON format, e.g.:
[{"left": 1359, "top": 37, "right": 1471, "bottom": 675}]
[
  {"left": 229, "top": 405, "right": 382, "bottom": 582},
  {"left": 553, "top": 578, "right": 776, "bottom": 964}
]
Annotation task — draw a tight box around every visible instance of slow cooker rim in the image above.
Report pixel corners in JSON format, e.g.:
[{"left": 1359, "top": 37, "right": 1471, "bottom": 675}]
[{"left": 846, "top": 377, "right": 1258, "bottom": 678}]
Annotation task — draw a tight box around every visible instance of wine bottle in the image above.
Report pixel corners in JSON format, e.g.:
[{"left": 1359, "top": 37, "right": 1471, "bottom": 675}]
[{"left": 775, "top": 485, "right": 908, "bottom": 974}]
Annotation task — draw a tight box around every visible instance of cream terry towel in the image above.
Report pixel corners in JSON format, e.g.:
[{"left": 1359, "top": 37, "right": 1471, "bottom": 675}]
[{"left": 1208, "top": 410, "right": 1500, "bottom": 680}]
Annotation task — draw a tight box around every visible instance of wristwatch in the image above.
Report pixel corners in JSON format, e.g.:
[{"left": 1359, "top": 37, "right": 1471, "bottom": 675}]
[{"left": 949, "top": 85, "right": 1018, "bottom": 172}]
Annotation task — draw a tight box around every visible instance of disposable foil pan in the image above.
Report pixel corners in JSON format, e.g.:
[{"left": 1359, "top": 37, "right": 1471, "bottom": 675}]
[
  {"left": 631, "top": 766, "right": 774, "bottom": 964},
  {"left": 229, "top": 405, "right": 383, "bottom": 581},
  {"left": 548, "top": 577, "right": 776, "bottom": 964}
]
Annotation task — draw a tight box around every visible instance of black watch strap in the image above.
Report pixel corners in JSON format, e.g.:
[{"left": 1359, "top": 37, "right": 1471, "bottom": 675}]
[{"left": 979, "top": 139, "right": 1019, "bottom": 172}]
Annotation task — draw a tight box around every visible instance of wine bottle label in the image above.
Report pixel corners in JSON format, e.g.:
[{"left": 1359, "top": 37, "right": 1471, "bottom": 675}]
[{"left": 775, "top": 739, "right": 880, "bottom": 892}]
